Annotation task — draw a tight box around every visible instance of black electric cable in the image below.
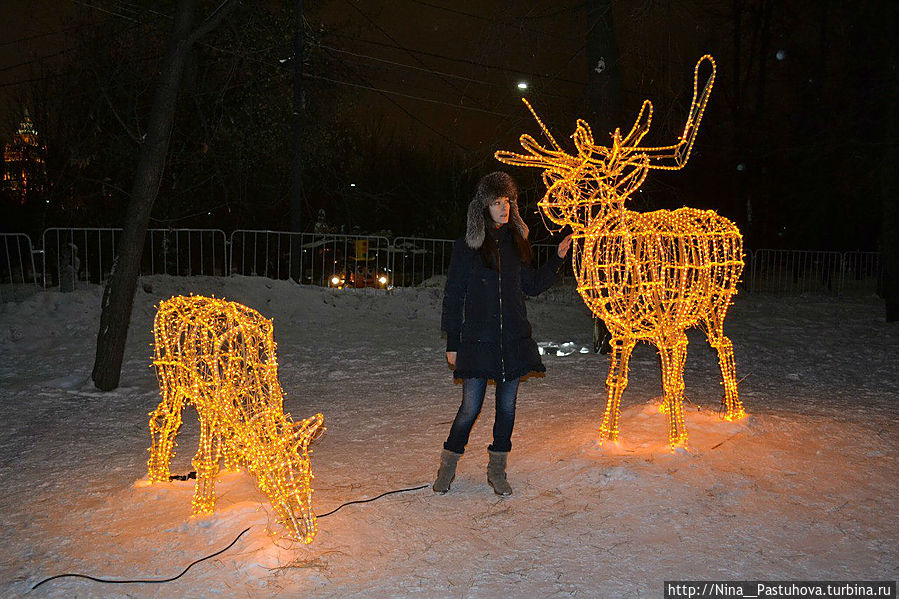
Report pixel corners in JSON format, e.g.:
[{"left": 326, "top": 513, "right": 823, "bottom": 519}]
[
  {"left": 317, "top": 484, "right": 429, "bottom": 518},
  {"left": 30, "top": 527, "right": 251, "bottom": 591},
  {"left": 29, "top": 483, "right": 429, "bottom": 591}
]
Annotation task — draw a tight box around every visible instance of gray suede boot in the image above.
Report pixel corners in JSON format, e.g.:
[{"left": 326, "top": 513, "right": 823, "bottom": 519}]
[
  {"left": 433, "top": 448, "right": 462, "bottom": 494},
  {"left": 487, "top": 450, "right": 513, "bottom": 496}
]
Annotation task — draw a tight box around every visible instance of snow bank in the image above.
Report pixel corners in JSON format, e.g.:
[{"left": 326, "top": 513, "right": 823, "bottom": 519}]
[{"left": 1, "top": 276, "right": 896, "bottom": 597}]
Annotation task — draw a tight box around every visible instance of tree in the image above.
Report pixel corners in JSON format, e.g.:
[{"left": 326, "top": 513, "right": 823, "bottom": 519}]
[
  {"left": 585, "top": 0, "right": 622, "bottom": 132},
  {"left": 290, "top": 0, "right": 305, "bottom": 280},
  {"left": 92, "top": 0, "right": 239, "bottom": 391},
  {"left": 877, "top": 2, "right": 898, "bottom": 321},
  {"left": 727, "top": 0, "right": 774, "bottom": 247}
]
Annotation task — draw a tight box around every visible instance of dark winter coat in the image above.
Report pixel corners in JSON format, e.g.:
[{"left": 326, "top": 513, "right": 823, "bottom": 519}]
[{"left": 442, "top": 224, "right": 564, "bottom": 381}]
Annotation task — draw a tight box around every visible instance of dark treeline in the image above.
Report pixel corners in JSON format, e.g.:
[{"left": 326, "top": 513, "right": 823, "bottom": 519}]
[
  {"left": 2, "top": 1, "right": 476, "bottom": 240},
  {"left": 1, "top": 0, "right": 895, "bottom": 253}
]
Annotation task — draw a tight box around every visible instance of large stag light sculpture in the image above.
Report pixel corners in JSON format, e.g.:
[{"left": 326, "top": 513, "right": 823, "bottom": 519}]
[
  {"left": 496, "top": 56, "right": 745, "bottom": 449},
  {"left": 148, "top": 295, "right": 324, "bottom": 543}
]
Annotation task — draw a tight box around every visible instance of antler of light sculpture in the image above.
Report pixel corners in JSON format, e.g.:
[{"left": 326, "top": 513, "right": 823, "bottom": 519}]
[{"left": 496, "top": 56, "right": 746, "bottom": 449}]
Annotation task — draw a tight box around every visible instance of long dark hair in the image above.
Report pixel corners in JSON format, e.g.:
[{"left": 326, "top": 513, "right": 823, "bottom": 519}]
[{"left": 478, "top": 206, "right": 533, "bottom": 270}]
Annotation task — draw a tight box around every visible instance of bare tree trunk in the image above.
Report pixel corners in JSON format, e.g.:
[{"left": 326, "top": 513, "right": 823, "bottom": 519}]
[
  {"left": 881, "top": 3, "right": 899, "bottom": 322},
  {"left": 92, "top": 0, "right": 238, "bottom": 391},
  {"left": 730, "top": 0, "right": 774, "bottom": 246},
  {"left": 585, "top": 0, "right": 618, "bottom": 346},
  {"left": 585, "top": 0, "right": 621, "bottom": 132},
  {"left": 290, "top": 0, "right": 305, "bottom": 281}
]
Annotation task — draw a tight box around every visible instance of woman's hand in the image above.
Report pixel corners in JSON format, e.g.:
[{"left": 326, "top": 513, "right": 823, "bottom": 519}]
[
  {"left": 446, "top": 351, "right": 456, "bottom": 369},
  {"left": 557, "top": 233, "right": 573, "bottom": 258}
]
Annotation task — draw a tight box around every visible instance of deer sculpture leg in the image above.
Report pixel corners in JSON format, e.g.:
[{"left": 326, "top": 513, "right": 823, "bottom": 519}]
[
  {"left": 219, "top": 435, "right": 240, "bottom": 472},
  {"left": 713, "top": 335, "right": 744, "bottom": 420},
  {"left": 704, "top": 311, "right": 745, "bottom": 421},
  {"left": 658, "top": 333, "right": 689, "bottom": 448},
  {"left": 599, "top": 337, "right": 636, "bottom": 442},
  {"left": 208, "top": 424, "right": 240, "bottom": 473},
  {"left": 190, "top": 414, "right": 220, "bottom": 515},
  {"left": 147, "top": 376, "right": 185, "bottom": 483}
]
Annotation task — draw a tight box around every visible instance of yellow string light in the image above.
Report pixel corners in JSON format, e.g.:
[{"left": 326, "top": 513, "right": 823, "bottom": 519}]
[
  {"left": 496, "top": 55, "right": 746, "bottom": 449},
  {"left": 147, "top": 295, "right": 324, "bottom": 544}
]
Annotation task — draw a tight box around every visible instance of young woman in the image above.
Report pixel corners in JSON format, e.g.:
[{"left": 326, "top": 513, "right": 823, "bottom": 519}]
[{"left": 434, "top": 171, "right": 572, "bottom": 496}]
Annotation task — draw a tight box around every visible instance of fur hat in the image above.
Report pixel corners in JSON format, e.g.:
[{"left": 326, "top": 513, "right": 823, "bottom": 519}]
[{"left": 466, "top": 171, "right": 529, "bottom": 249}]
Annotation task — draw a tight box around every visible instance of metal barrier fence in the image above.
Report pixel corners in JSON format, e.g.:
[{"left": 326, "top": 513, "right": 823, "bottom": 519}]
[
  {"left": 41, "top": 228, "right": 227, "bottom": 290},
  {"left": 384, "top": 239, "right": 579, "bottom": 289},
  {"left": 145, "top": 229, "right": 227, "bottom": 277},
  {"left": 748, "top": 249, "right": 841, "bottom": 294},
  {"left": 747, "top": 249, "right": 883, "bottom": 295},
  {"left": 0, "top": 227, "right": 886, "bottom": 301},
  {"left": 841, "top": 251, "right": 882, "bottom": 294},
  {"left": 392, "top": 245, "right": 880, "bottom": 296},
  {"left": 533, "top": 243, "right": 577, "bottom": 285},
  {"left": 229, "top": 230, "right": 392, "bottom": 287},
  {"left": 390, "top": 237, "right": 454, "bottom": 287},
  {"left": 0, "top": 233, "right": 39, "bottom": 302},
  {"left": 42, "top": 228, "right": 120, "bottom": 288}
]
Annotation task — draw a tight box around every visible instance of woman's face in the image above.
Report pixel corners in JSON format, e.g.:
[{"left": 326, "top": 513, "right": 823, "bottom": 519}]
[{"left": 488, "top": 196, "right": 511, "bottom": 226}]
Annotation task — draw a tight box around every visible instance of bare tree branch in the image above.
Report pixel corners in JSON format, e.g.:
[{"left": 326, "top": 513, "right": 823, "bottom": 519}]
[
  {"left": 92, "top": 68, "right": 142, "bottom": 144},
  {"left": 188, "top": 0, "right": 241, "bottom": 46}
]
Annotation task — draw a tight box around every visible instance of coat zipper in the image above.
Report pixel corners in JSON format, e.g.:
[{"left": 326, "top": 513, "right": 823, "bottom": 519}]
[{"left": 497, "top": 238, "right": 506, "bottom": 382}]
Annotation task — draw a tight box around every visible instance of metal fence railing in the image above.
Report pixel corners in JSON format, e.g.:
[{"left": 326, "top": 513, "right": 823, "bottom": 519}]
[
  {"left": 741, "top": 249, "right": 753, "bottom": 291},
  {"left": 533, "top": 243, "right": 577, "bottom": 284},
  {"left": 384, "top": 239, "right": 580, "bottom": 289},
  {"left": 530, "top": 243, "right": 578, "bottom": 302},
  {"left": 41, "top": 228, "right": 227, "bottom": 290},
  {"left": 145, "top": 229, "right": 227, "bottom": 277},
  {"left": 749, "top": 249, "right": 842, "bottom": 294},
  {"left": 0, "top": 227, "right": 887, "bottom": 302},
  {"left": 390, "top": 237, "right": 455, "bottom": 287},
  {"left": 841, "top": 251, "right": 882, "bottom": 295},
  {"left": 747, "top": 249, "right": 884, "bottom": 295},
  {"left": 42, "top": 228, "right": 121, "bottom": 289},
  {"left": 0, "top": 233, "right": 39, "bottom": 302},
  {"left": 229, "top": 231, "right": 392, "bottom": 287}
]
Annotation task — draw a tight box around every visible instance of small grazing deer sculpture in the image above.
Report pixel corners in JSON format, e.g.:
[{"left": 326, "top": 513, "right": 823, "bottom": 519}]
[
  {"left": 496, "top": 55, "right": 745, "bottom": 448},
  {"left": 148, "top": 295, "right": 324, "bottom": 543}
]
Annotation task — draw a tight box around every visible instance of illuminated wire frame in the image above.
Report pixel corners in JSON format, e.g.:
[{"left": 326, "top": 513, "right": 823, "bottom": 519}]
[
  {"left": 147, "top": 295, "right": 324, "bottom": 543},
  {"left": 496, "top": 55, "right": 746, "bottom": 449}
]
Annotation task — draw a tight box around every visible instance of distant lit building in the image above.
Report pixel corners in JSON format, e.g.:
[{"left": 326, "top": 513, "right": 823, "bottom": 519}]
[{"left": 3, "top": 111, "right": 47, "bottom": 205}]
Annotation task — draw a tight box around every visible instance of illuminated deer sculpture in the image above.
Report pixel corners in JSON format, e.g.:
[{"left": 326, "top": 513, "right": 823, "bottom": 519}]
[
  {"left": 147, "top": 295, "right": 324, "bottom": 543},
  {"left": 496, "top": 56, "right": 745, "bottom": 448}
]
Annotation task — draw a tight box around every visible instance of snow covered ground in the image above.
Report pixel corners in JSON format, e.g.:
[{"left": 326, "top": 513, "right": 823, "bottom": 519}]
[{"left": 1, "top": 275, "right": 896, "bottom": 598}]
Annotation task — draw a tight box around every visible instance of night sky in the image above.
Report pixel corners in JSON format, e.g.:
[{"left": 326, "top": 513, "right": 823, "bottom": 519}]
[{"left": 1, "top": 1, "right": 895, "bottom": 250}]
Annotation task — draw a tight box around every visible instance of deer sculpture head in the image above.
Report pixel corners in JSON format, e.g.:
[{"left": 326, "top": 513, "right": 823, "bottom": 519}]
[
  {"left": 495, "top": 55, "right": 716, "bottom": 232},
  {"left": 239, "top": 410, "right": 323, "bottom": 544}
]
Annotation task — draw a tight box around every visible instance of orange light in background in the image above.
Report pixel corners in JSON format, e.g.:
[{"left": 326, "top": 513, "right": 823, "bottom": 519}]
[
  {"left": 496, "top": 55, "right": 746, "bottom": 449},
  {"left": 147, "top": 295, "right": 324, "bottom": 543}
]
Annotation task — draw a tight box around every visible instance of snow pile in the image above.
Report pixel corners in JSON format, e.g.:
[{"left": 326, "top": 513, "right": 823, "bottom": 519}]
[{"left": 1, "top": 276, "right": 896, "bottom": 597}]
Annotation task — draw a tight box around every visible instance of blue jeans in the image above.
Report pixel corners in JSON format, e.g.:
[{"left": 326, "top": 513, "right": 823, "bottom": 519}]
[{"left": 444, "top": 377, "right": 520, "bottom": 454}]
